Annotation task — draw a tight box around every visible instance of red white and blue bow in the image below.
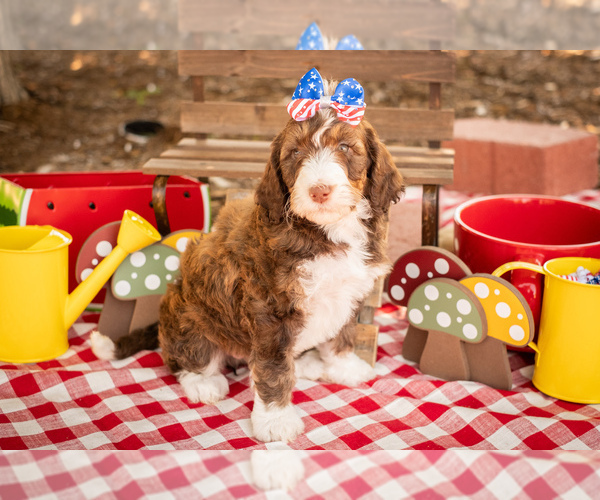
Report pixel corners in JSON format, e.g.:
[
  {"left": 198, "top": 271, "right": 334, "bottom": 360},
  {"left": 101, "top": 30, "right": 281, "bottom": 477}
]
[
  {"left": 286, "top": 68, "right": 366, "bottom": 127},
  {"left": 296, "top": 22, "right": 364, "bottom": 50}
]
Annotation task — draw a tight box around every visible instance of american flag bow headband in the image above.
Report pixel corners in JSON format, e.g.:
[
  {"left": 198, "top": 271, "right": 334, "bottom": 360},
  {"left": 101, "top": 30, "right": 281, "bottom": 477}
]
[
  {"left": 296, "top": 22, "right": 364, "bottom": 50},
  {"left": 286, "top": 68, "right": 366, "bottom": 127}
]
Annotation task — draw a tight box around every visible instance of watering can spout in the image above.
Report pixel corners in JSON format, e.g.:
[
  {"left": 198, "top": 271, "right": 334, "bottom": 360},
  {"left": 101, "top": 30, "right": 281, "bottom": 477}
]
[{"left": 64, "top": 210, "right": 161, "bottom": 329}]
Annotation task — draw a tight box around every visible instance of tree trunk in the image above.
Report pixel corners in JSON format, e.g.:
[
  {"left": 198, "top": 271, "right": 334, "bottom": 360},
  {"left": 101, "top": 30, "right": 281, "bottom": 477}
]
[
  {"left": 419, "top": 330, "right": 470, "bottom": 382},
  {"left": 0, "top": 51, "right": 27, "bottom": 106},
  {"left": 0, "top": 0, "right": 26, "bottom": 106}
]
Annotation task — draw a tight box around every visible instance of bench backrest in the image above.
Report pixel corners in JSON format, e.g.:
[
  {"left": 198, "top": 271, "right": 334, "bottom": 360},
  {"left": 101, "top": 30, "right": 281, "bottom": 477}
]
[{"left": 178, "top": 50, "right": 456, "bottom": 145}]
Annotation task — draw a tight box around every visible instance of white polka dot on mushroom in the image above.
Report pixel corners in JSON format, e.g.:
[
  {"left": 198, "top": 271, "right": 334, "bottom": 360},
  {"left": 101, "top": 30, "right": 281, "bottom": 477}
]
[
  {"left": 436, "top": 312, "right": 451, "bottom": 328},
  {"left": 474, "top": 282, "right": 490, "bottom": 299},
  {"left": 145, "top": 274, "right": 161, "bottom": 291},
  {"left": 409, "top": 308, "right": 424, "bottom": 325},
  {"left": 130, "top": 252, "right": 146, "bottom": 268},
  {"left": 80, "top": 268, "right": 93, "bottom": 281},
  {"left": 165, "top": 255, "right": 180, "bottom": 272},
  {"left": 401, "top": 278, "right": 407, "bottom": 284},
  {"left": 131, "top": 273, "right": 138, "bottom": 279},
  {"left": 509, "top": 325, "right": 526, "bottom": 342},
  {"left": 496, "top": 302, "right": 511, "bottom": 318},
  {"left": 114, "top": 280, "right": 131, "bottom": 297},
  {"left": 456, "top": 299, "right": 472, "bottom": 315},
  {"left": 176, "top": 237, "right": 189, "bottom": 253},
  {"left": 92, "top": 259, "right": 98, "bottom": 266},
  {"left": 390, "top": 285, "right": 405, "bottom": 302},
  {"left": 96, "top": 240, "right": 113, "bottom": 257},
  {"left": 424, "top": 285, "right": 439, "bottom": 301},
  {"left": 463, "top": 323, "right": 478, "bottom": 340},
  {"left": 406, "top": 263, "right": 420, "bottom": 279},
  {"left": 154, "top": 253, "right": 160, "bottom": 260},
  {"left": 434, "top": 258, "right": 450, "bottom": 275}
]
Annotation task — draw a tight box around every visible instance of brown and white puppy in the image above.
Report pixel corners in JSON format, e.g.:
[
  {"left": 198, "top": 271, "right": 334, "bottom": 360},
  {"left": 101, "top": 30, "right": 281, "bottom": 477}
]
[{"left": 92, "top": 97, "right": 404, "bottom": 443}]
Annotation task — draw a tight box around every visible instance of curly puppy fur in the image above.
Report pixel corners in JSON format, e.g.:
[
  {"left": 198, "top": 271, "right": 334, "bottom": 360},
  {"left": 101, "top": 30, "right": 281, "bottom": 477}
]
[{"left": 101, "top": 104, "right": 404, "bottom": 443}]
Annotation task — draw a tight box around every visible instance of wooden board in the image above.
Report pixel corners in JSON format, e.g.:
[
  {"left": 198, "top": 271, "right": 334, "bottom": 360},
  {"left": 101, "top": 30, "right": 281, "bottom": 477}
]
[
  {"left": 354, "top": 323, "right": 379, "bottom": 367},
  {"left": 178, "top": 0, "right": 455, "bottom": 43},
  {"left": 178, "top": 51, "right": 456, "bottom": 84},
  {"left": 143, "top": 151, "right": 453, "bottom": 186},
  {"left": 180, "top": 101, "right": 455, "bottom": 142}
]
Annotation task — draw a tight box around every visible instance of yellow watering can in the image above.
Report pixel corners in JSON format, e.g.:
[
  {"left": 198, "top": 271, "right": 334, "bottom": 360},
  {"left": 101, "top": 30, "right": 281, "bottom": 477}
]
[
  {"left": 0, "top": 210, "right": 161, "bottom": 363},
  {"left": 494, "top": 257, "right": 600, "bottom": 404}
]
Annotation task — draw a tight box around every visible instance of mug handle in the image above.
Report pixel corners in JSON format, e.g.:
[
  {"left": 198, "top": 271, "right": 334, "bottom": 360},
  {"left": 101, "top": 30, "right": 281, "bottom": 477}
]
[{"left": 492, "top": 261, "right": 546, "bottom": 360}]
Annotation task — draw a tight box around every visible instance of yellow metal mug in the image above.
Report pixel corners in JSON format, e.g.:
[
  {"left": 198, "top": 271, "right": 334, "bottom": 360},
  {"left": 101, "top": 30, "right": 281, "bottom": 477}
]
[
  {"left": 493, "top": 257, "right": 600, "bottom": 404},
  {"left": 0, "top": 210, "right": 160, "bottom": 363}
]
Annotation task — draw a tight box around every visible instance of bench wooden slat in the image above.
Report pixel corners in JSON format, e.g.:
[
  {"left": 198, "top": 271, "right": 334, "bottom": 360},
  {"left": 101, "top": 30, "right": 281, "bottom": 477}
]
[
  {"left": 179, "top": 50, "right": 455, "bottom": 84},
  {"left": 143, "top": 159, "right": 453, "bottom": 185},
  {"left": 179, "top": 0, "right": 454, "bottom": 43},
  {"left": 180, "top": 101, "right": 454, "bottom": 142}
]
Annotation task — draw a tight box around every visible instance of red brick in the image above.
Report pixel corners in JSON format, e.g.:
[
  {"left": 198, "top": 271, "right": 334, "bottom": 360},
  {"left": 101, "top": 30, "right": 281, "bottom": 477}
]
[{"left": 443, "top": 118, "right": 598, "bottom": 195}]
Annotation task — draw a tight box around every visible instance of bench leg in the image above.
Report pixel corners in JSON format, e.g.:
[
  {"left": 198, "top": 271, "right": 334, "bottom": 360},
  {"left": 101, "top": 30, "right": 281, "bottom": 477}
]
[
  {"left": 152, "top": 175, "right": 171, "bottom": 236},
  {"left": 421, "top": 184, "right": 439, "bottom": 246}
]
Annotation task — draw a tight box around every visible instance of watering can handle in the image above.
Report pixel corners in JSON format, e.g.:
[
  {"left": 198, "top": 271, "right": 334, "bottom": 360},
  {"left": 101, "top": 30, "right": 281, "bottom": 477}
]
[
  {"left": 492, "top": 261, "right": 546, "bottom": 362},
  {"left": 492, "top": 261, "right": 545, "bottom": 278}
]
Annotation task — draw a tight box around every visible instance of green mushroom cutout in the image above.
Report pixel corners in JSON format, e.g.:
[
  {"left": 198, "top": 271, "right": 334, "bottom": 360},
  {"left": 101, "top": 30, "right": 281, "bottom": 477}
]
[
  {"left": 407, "top": 278, "right": 487, "bottom": 382},
  {"left": 111, "top": 243, "right": 180, "bottom": 333}
]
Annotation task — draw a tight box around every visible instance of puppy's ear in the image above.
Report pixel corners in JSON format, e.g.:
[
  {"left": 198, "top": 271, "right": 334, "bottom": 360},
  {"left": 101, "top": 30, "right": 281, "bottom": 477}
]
[
  {"left": 255, "top": 130, "right": 288, "bottom": 223},
  {"left": 363, "top": 121, "right": 405, "bottom": 215}
]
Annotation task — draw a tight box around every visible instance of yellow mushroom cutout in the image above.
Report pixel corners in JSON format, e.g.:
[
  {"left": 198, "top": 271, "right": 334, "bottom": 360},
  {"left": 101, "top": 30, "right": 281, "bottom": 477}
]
[
  {"left": 460, "top": 274, "right": 534, "bottom": 348},
  {"left": 161, "top": 229, "right": 204, "bottom": 254},
  {"left": 460, "top": 274, "right": 535, "bottom": 390}
]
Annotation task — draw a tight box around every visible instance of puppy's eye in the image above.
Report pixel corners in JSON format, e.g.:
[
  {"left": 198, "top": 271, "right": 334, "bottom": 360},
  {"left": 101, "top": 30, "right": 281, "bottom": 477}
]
[
  {"left": 293, "top": 149, "right": 302, "bottom": 157},
  {"left": 338, "top": 144, "right": 349, "bottom": 153}
]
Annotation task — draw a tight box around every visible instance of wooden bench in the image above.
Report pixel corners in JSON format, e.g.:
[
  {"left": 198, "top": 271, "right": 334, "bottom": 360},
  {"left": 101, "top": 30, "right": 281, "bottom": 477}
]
[{"left": 142, "top": 49, "right": 455, "bottom": 366}]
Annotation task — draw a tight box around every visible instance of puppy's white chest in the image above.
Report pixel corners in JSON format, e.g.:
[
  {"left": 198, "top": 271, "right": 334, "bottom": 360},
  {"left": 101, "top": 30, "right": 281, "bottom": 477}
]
[{"left": 293, "top": 244, "right": 386, "bottom": 355}]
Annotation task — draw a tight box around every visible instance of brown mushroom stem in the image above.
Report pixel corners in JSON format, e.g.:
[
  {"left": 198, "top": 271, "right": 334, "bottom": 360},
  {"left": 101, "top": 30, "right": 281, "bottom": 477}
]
[
  {"left": 420, "top": 330, "right": 470, "bottom": 382},
  {"left": 130, "top": 294, "right": 163, "bottom": 332},
  {"left": 464, "top": 337, "right": 512, "bottom": 390},
  {"left": 97, "top": 286, "right": 136, "bottom": 341},
  {"left": 402, "top": 325, "right": 428, "bottom": 363}
]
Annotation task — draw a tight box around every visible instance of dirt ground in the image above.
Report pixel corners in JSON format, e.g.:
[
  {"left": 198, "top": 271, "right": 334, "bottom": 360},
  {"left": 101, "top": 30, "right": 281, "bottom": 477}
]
[{"left": 0, "top": 50, "right": 599, "bottom": 181}]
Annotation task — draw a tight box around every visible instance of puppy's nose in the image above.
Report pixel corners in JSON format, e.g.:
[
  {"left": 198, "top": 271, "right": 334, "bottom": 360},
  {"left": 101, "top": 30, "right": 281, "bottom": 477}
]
[{"left": 309, "top": 184, "right": 332, "bottom": 204}]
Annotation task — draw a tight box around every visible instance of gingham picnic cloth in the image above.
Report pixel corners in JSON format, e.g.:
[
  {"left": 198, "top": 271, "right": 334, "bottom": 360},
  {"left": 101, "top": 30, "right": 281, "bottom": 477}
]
[
  {"left": 2, "top": 450, "right": 600, "bottom": 499},
  {"left": 3, "top": 304, "right": 600, "bottom": 450},
  {"left": 1, "top": 188, "right": 600, "bottom": 451}
]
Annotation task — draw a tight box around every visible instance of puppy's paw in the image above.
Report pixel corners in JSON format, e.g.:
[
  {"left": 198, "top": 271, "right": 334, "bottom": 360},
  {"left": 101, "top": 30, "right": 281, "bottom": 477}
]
[
  {"left": 90, "top": 330, "right": 116, "bottom": 361},
  {"left": 251, "top": 451, "right": 305, "bottom": 491},
  {"left": 251, "top": 396, "right": 304, "bottom": 443},
  {"left": 323, "top": 351, "right": 376, "bottom": 386},
  {"left": 177, "top": 370, "right": 229, "bottom": 404},
  {"left": 295, "top": 349, "right": 325, "bottom": 380}
]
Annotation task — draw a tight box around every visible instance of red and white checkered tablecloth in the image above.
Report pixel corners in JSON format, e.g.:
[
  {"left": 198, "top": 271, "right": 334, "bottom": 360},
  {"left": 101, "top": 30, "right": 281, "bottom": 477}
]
[
  {"left": 2, "top": 450, "right": 600, "bottom": 499},
  {"left": 2, "top": 304, "right": 600, "bottom": 450},
  {"left": 2, "top": 188, "right": 600, "bottom": 451}
]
